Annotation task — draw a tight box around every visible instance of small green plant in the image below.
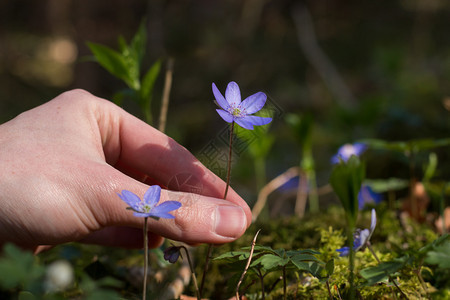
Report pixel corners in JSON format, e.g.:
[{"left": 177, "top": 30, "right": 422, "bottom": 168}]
[
  {"left": 215, "top": 242, "right": 322, "bottom": 300},
  {"left": 87, "top": 21, "right": 161, "bottom": 124},
  {"left": 330, "top": 155, "right": 365, "bottom": 299}
]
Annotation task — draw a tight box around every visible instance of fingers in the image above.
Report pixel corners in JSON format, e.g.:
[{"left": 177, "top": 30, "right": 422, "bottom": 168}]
[
  {"left": 158, "top": 189, "right": 248, "bottom": 244},
  {"left": 93, "top": 94, "right": 252, "bottom": 225},
  {"left": 95, "top": 174, "right": 248, "bottom": 245}
]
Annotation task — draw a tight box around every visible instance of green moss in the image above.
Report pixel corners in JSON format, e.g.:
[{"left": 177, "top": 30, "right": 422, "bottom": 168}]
[{"left": 191, "top": 205, "right": 448, "bottom": 299}]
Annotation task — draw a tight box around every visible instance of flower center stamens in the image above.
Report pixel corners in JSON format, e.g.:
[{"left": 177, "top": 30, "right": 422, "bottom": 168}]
[{"left": 229, "top": 105, "right": 245, "bottom": 118}]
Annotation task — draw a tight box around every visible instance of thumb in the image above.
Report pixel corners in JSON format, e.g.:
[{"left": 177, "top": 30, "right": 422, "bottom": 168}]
[{"left": 92, "top": 170, "right": 248, "bottom": 245}]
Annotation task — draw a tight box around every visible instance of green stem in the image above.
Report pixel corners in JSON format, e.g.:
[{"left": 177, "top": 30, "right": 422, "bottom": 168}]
[
  {"left": 347, "top": 225, "right": 355, "bottom": 300},
  {"left": 143, "top": 217, "right": 148, "bottom": 300},
  {"left": 200, "top": 122, "right": 235, "bottom": 297},
  {"left": 282, "top": 266, "right": 287, "bottom": 300},
  {"left": 307, "top": 168, "right": 319, "bottom": 213},
  {"left": 254, "top": 156, "right": 266, "bottom": 192},
  {"left": 367, "top": 243, "right": 408, "bottom": 299}
]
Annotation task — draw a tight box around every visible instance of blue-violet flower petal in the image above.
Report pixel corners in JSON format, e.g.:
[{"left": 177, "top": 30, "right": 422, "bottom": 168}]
[{"left": 212, "top": 81, "right": 272, "bottom": 130}]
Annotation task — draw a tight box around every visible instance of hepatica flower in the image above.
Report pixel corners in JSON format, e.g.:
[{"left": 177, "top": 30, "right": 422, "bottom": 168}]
[
  {"left": 331, "top": 142, "right": 367, "bottom": 164},
  {"left": 337, "top": 209, "right": 377, "bottom": 257},
  {"left": 358, "top": 185, "right": 382, "bottom": 210},
  {"left": 212, "top": 81, "right": 272, "bottom": 130},
  {"left": 118, "top": 185, "right": 181, "bottom": 219},
  {"left": 163, "top": 246, "right": 182, "bottom": 264}
]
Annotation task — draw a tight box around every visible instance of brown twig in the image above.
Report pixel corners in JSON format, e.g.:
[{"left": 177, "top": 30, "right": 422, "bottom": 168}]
[
  {"left": 252, "top": 167, "right": 299, "bottom": 222},
  {"left": 294, "top": 169, "right": 308, "bottom": 218},
  {"left": 236, "top": 229, "right": 261, "bottom": 300},
  {"left": 158, "top": 57, "right": 174, "bottom": 133}
]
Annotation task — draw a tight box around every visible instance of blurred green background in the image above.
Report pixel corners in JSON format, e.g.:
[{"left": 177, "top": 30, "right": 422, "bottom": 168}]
[{"left": 1, "top": 0, "right": 449, "bottom": 207}]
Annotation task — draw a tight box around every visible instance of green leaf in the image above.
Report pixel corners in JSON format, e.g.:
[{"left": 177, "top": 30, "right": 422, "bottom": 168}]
[
  {"left": 329, "top": 155, "right": 365, "bottom": 226},
  {"left": 244, "top": 245, "right": 279, "bottom": 255},
  {"left": 214, "top": 250, "right": 250, "bottom": 261},
  {"left": 286, "top": 249, "right": 320, "bottom": 257},
  {"left": 419, "top": 233, "right": 449, "bottom": 256},
  {"left": 87, "top": 42, "right": 139, "bottom": 90},
  {"left": 251, "top": 254, "right": 289, "bottom": 270},
  {"left": 423, "top": 152, "right": 438, "bottom": 182},
  {"left": 364, "top": 178, "right": 409, "bottom": 193},
  {"left": 117, "top": 35, "right": 128, "bottom": 54},
  {"left": 289, "top": 254, "right": 319, "bottom": 262},
  {"left": 307, "top": 262, "right": 325, "bottom": 278},
  {"left": 235, "top": 115, "right": 274, "bottom": 159},
  {"left": 290, "top": 260, "right": 310, "bottom": 272},
  {"left": 0, "top": 243, "right": 45, "bottom": 291},
  {"left": 18, "top": 291, "right": 37, "bottom": 300},
  {"left": 361, "top": 139, "right": 409, "bottom": 152},
  {"left": 361, "top": 138, "right": 450, "bottom": 153},
  {"left": 130, "top": 20, "right": 147, "bottom": 66},
  {"left": 85, "top": 290, "right": 122, "bottom": 300},
  {"left": 425, "top": 238, "right": 450, "bottom": 269},
  {"left": 360, "top": 257, "right": 408, "bottom": 285},
  {"left": 140, "top": 60, "right": 161, "bottom": 104},
  {"left": 325, "top": 259, "right": 335, "bottom": 276}
]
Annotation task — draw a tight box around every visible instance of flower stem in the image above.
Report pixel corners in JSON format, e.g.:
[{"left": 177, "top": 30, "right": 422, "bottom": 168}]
[
  {"left": 224, "top": 121, "right": 235, "bottom": 199},
  {"left": 200, "top": 122, "right": 235, "bottom": 297},
  {"left": 367, "top": 243, "right": 408, "bottom": 299},
  {"left": 180, "top": 246, "right": 201, "bottom": 300},
  {"left": 199, "top": 245, "right": 212, "bottom": 298},
  {"left": 143, "top": 217, "right": 148, "bottom": 300},
  {"left": 325, "top": 280, "right": 332, "bottom": 299}
]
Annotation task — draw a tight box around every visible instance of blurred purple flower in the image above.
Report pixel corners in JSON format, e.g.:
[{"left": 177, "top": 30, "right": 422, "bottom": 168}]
[
  {"left": 163, "top": 246, "right": 182, "bottom": 264},
  {"left": 336, "top": 209, "right": 377, "bottom": 257},
  {"left": 358, "top": 185, "right": 382, "bottom": 210},
  {"left": 118, "top": 185, "right": 181, "bottom": 219},
  {"left": 212, "top": 81, "right": 272, "bottom": 130},
  {"left": 331, "top": 143, "right": 367, "bottom": 164}
]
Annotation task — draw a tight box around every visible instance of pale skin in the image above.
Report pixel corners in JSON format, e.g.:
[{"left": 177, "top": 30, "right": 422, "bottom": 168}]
[{"left": 0, "top": 89, "right": 251, "bottom": 252}]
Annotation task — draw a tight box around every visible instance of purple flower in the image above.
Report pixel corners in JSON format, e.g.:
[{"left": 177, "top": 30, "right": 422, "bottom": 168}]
[
  {"left": 118, "top": 185, "right": 181, "bottom": 219},
  {"left": 331, "top": 143, "right": 367, "bottom": 164},
  {"left": 358, "top": 185, "right": 382, "bottom": 210},
  {"left": 336, "top": 209, "right": 377, "bottom": 257},
  {"left": 163, "top": 246, "right": 182, "bottom": 264},
  {"left": 212, "top": 81, "right": 272, "bottom": 130}
]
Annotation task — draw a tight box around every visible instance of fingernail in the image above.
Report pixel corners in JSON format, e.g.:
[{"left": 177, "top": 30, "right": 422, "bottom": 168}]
[{"left": 214, "top": 205, "right": 246, "bottom": 238}]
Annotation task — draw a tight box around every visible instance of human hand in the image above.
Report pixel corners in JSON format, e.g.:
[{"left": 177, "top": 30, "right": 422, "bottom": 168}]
[{"left": 0, "top": 89, "right": 251, "bottom": 252}]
